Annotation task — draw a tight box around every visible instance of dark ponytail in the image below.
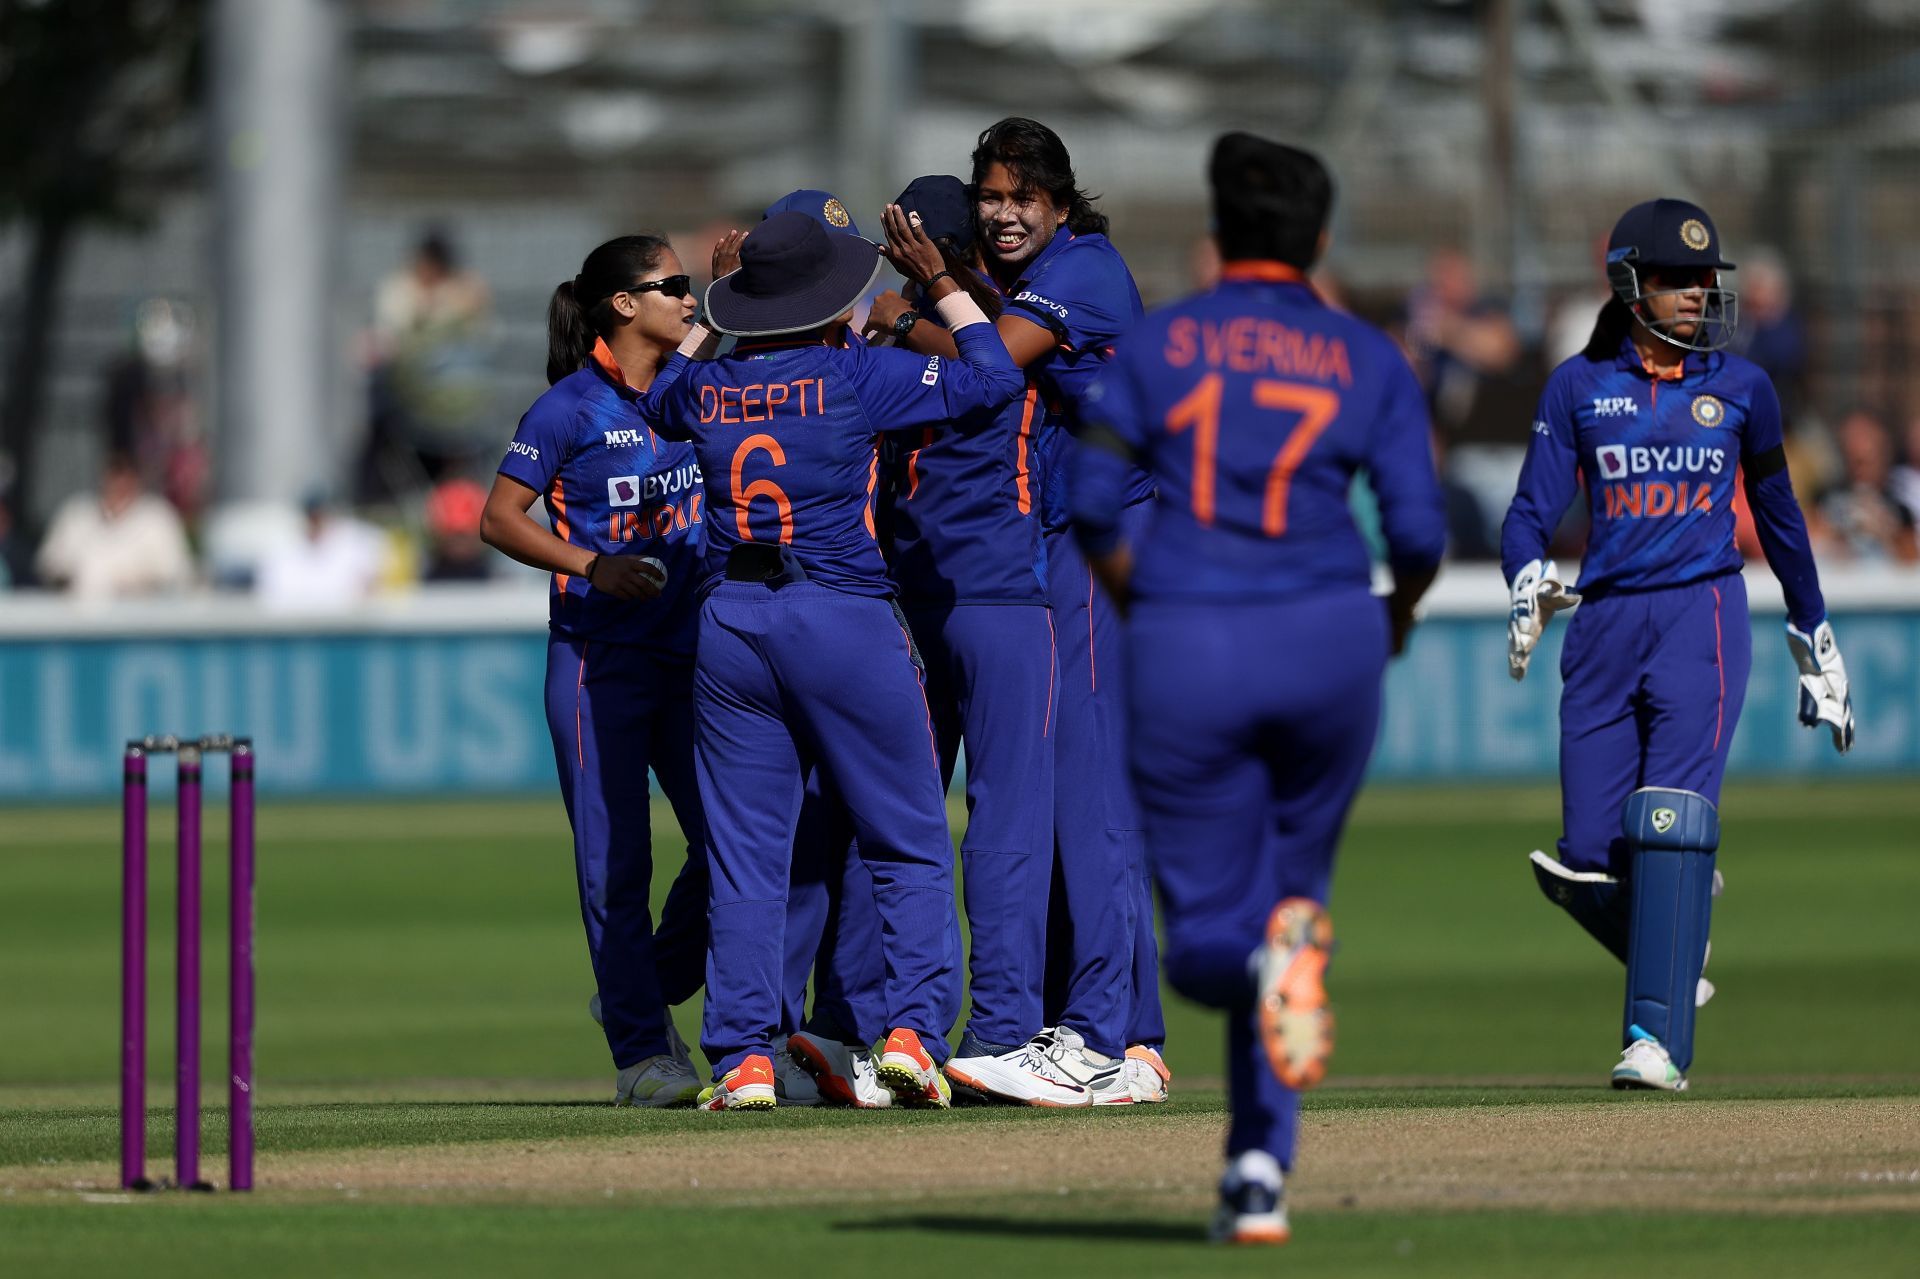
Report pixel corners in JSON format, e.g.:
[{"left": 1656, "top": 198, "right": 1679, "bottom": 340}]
[
  {"left": 545, "top": 233, "right": 672, "bottom": 385},
  {"left": 970, "top": 117, "right": 1110, "bottom": 238},
  {"left": 935, "top": 240, "right": 1003, "bottom": 320},
  {"left": 1582, "top": 296, "right": 1633, "bottom": 362}
]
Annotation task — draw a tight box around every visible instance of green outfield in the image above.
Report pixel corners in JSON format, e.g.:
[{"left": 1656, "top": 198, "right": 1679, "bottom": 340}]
[{"left": 3, "top": 780, "right": 1918, "bottom": 1276}]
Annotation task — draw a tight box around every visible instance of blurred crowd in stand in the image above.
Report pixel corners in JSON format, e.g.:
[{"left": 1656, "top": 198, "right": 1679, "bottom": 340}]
[{"left": 4, "top": 222, "right": 1918, "bottom": 607}]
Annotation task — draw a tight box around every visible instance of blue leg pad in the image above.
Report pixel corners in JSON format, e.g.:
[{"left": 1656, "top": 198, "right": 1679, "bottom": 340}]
[
  {"left": 1529, "top": 852, "right": 1629, "bottom": 963},
  {"left": 1623, "top": 788, "right": 1719, "bottom": 1073}
]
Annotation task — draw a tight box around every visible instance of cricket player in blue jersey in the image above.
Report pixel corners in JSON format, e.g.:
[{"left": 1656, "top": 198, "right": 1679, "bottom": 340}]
[
  {"left": 1503, "top": 198, "right": 1853, "bottom": 1092},
  {"left": 1074, "top": 134, "right": 1445, "bottom": 1243},
  {"left": 642, "top": 208, "right": 1024, "bottom": 1110},
  {"left": 480, "top": 235, "right": 717, "bottom": 1108},
  {"left": 870, "top": 119, "right": 1169, "bottom": 1107}
]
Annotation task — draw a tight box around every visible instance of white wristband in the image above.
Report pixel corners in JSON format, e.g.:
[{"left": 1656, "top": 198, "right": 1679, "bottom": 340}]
[
  {"left": 676, "top": 323, "right": 715, "bottom": 359},
  {"left": 933, "top": 291, "right": 990, "bottom": 333}
]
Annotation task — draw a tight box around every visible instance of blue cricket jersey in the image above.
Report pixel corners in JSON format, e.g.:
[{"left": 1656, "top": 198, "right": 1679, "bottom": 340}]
[
  {"left": 498, "top": 339, "right": 704, "bottom": 651},
  {"left": 646, "top": 323, "right": 1025, "bottom": 598},
  {"left": 987, "top": 231, "right": 1153, "bottom": 531},
  {"left": 1501, "top": 332, "right": 1825, "bottom": 630},
  {"left": 1072, "top": 262, "right": 1446, "bottom": 600},
  {"left": 876, "top": 290, "right": 1048, "bottom": 605}
]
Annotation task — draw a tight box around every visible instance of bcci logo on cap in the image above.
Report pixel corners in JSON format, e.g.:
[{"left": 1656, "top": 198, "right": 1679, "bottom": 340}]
[
  {"left": 822, "top": 198, "right": 851, "bottom": 229},
  {"left": 1652, "top": 807, "right": 1678, "bottom": 834},
  {"left": 1680, "top": 219, "right": 1712, "bottom": 252},
  {"left": 1691, "top": 395, "right": 1725, "bottom": 427}
]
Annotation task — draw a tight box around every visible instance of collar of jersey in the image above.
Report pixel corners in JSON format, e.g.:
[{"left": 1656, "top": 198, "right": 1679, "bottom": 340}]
[
  {"left": 589, "top": 337, "right": 640, "bottom": 400},
  {"left": 1220, "top": 260, "right": 1313, "bottom": 288},
  {"left": 732, "top": 334, "right": 836, "bottom": 358},
  {"left": 1001, "top": 228, "right": 1078, "bottom": 298},
  {"left": 1613, "top": 331, "right": 1711, "bottom": 381}
]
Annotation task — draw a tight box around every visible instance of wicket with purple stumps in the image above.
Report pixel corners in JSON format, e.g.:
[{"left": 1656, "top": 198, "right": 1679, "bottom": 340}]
[{"left": 121, "top": 734, "right": 255, "bottom": 1193}]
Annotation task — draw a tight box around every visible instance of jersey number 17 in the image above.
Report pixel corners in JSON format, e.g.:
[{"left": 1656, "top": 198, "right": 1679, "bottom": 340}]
[{"left": 1167, "top": 372, "right": 1338, "bottom": 537}]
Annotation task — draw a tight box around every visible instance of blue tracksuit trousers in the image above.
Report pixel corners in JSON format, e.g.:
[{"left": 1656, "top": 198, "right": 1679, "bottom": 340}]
[
  {"left": 1043, "top": 512, "right": 1150, "bottom": 1060},
  {"left": 1557, "top": 574, "right": 1751, "bottom": 877},
  {"left": 1127, "top": 588, "right": 1387, "bottom": 1168},
  {"left": 693, "top": 582, "right": 960, "bottom": 1076},
  {"left": 544, "top": 635, "right": 709, "bottom": 1069}
]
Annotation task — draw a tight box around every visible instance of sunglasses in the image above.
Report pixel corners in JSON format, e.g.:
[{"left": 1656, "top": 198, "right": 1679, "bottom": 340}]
[{"left": 620, "top": 275, "right": 693, "bottom": 300}]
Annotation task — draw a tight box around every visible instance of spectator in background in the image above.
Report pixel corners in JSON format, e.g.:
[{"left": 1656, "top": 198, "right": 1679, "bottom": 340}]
[
  {"left": 1544, "top": 237, "right": 1614, "bottom": 369},
  {"left": 1889, "top": 414, "right": 1920, "bottom": 526},
  {"left": 1727, "top": 249, "right": 1808, "bottom": 424},
  {"left": 422, "top": 477, "right": 491, "bottom": 582},
  {"left": 106, "top": 298, "right": 209, "bottom": 527},
  {"left": 1430, "top": 428, "right": 1495, "bottom": 560},
  {"left": 35, "top": 450, "right": 193, "bottom": 598},
  {"left": 1400, "top": 247, "right": 1522, "bottom": 435},
  {"left": 359, "top": 226, "right": 496, "bottom": 500},
  {"left": 1811, "top": 410, "right": 1918, "bottom": 564},
  {"left": 255, "top": 491, "right": 386, "bottom": 611}
]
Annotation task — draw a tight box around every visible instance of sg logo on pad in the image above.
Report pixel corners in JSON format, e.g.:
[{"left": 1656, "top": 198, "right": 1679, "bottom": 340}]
[{"left": 1652, "top": 808, "right": 1678, "bottom": 834}]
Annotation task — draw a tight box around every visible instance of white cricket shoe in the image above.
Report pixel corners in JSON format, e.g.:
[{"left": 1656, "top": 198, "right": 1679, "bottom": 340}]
[
  {"left": 589, "top": 992, "right": 603, "bottom": 1026},
  {"left": 786, "top": 1031, "right": 892, "bottom": 1108},
  {"left": 1611, "top": 1031, "right": 1688, "bottom": 1092},
  {"left": 1697, "top": 941, "right": 1715, "bottom": 1009},
  {"left": 614, "top": 1052, "right": 702, "bottom": 1108},
  {"left": 772, "top": 1045, "right": 821, "bottom": 1107},
  {"left": 944, "top": 1028, "right": 1092, "bottom": 1108},
  {"left": 1108, "top": 1044, "right": 1171, "bottom": 1105},
  {"left": 1209, "top": 1150, "right": 1289, "bottom": 1245},
  {"left": 1036, "top": 1026, "right": 1126, "bottom": 1104}
]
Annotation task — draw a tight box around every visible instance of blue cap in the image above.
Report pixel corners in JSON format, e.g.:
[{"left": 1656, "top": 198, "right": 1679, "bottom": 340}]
[
  {"left": 704, "top": 211, "right": 884, "bottom": 337},
  {"left": 1608, "top": 198, "right": 1733, "bottom": 271},
  {"left": 763, "top": 189, "right": 862, "bottom": 240},
  {"left": 895, "top": 175, "right": 974, "bottom": 254}
]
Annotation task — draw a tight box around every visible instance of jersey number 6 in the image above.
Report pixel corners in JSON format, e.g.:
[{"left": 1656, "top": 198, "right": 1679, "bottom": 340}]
[
  {"left": 1167, "top": 372, "right": 1339, "bottom": 537},
  {"left": 730, "top": 433, "right": 794, "bottom": 544}
]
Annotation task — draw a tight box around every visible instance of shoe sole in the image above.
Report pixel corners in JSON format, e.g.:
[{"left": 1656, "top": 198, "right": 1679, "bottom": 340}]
[
  {"left": 943, "top": 1063, "right": 1092, "bottom": 1109},
  {"left": 876, "top": 1061, "right": 950, "bottom": 1109},
  {"left": 1220, "top": 1223, "right": 1291, "bottom": 1245},
  {"left": 1259, "top": 899, "right": 1335, "bottom": 1091},
  {"left": 786, "top": 1037, "right": 877, "bottom": 1109},
  {"left": 1611, "top": 1075, "right": 1688, "bottom": 1092}
]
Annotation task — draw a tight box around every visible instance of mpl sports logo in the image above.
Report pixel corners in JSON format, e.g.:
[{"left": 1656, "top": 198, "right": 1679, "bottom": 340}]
[
  {"left": 1592, "top": 396, "right": 1638, "bottom": 417},
  {"left": 604, "top": 428, "right": 648, "bottom": 448},
  {"left": 1593, "top": 444, "right": 1726, "bottom": 521}
]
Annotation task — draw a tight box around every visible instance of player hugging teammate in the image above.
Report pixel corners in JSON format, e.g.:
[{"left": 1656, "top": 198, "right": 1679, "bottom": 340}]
[{"left": 1504, "top": 199, "right": 1854, "bottom": 1093}]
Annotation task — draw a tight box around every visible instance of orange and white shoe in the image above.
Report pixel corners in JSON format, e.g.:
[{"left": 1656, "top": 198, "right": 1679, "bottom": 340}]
[
  {"left": 1113, "top": 1043, "right": 1171, "bottom": 1105},
  {"left": 876, "top": 1028, "right": 952, "bottom": 1109},
  {"left": 698, "top": 1054, "right": 777, "bottom": 1111},
  {"left": 1257, "top": 898, "right": 1335, "bottom": 1090}
]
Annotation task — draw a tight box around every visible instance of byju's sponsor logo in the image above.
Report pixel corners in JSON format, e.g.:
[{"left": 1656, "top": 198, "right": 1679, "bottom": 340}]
[
  {"left": 1593, "top": 444, "right": 1726, "bottom": 481},
  {"left": 643, "top": 463, "right": 703, "bottom": 501},
  {"left": 507, "top": 441, "right": 540, "bottom": 461},
  {"left": 921, "top": 356, "right": 942, "bottom": 387},
  {"left": 607, "top": 476, "right": 641, "bottom": 507},
  {"left": 1013, "top": 291, "right": 1068, "bottom": 321}
]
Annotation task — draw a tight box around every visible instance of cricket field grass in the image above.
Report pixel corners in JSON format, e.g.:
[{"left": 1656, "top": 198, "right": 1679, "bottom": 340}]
[{"left": 3, "top": 779, "right": 1917, "bottom": 1276}]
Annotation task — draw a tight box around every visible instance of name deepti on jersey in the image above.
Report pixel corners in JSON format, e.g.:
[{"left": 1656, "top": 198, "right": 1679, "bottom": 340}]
[
  {"left": 695, "top": 377, "right": 830, "bottom": 424},
  {"left": 1162, "top": 314, "right": 1354, "bottom": 386}
]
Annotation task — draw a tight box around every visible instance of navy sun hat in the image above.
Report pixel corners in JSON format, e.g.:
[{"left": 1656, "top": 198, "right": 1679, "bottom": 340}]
[
  {"left": 763, "top": 189, "right": 864, "bottom": 240},
  {"left": 1608, "top": 198, "right": 1734, "bottom": 271},
  {"left": 705, "top": 211, "right": 884, "bottom": 337},
  {"left": 895, "top": 175, "right": 974, "bottom": 254}
]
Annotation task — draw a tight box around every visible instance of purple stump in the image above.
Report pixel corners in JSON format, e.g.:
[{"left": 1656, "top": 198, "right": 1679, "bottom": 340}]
[
  {"left": 121, "top": 746, "right": 150, "bottom": 1191},
  {"left": 228, "top": 742, "right": 255, "bottom": 1192},
  {"left": 175, "top": 748, "right": 209, "bottom": 1190}
]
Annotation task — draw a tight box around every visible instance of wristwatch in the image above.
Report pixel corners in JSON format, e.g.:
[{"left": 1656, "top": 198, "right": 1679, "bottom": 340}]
[{"left": 891, "top": 310, "right": 920, "bottom": 339}]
